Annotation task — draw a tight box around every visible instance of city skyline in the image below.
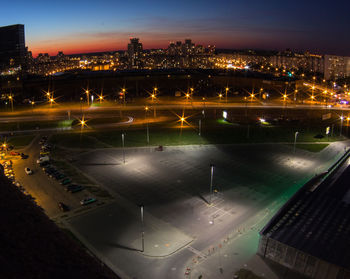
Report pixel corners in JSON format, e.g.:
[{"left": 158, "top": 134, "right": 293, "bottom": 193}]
[{"left": 1, "top": 0, "right": 349, "bottom": 57}]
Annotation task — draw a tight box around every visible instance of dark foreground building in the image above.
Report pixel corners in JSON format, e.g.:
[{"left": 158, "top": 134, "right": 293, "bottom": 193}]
[
  {"left": 258, "top": 151, "right": 350, "bottom": 279},
  {"left": 0, "top": 24, "right": 26, "bottom": 70}
]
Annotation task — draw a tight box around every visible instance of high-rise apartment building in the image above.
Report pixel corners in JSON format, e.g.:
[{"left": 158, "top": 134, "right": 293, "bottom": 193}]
[
  {"left": 127, "top": 38, "right": 143, "bottom": 69},
  {"left": 0, "top": 24, "right": 26, "bottom": 70},
  {"left": 324, "top": 55, "right": 350, "bottom": 80}
]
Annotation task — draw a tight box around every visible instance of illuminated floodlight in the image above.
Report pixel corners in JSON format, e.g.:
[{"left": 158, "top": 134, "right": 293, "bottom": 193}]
[
  {"left": 260, "top": 118, "right": 265, "bottom": 123},
  {"left": 223, "top": 110, "right": 227, "bottom": 119}
]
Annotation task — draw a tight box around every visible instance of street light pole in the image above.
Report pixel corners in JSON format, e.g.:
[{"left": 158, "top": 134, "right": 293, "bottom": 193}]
[
  {"left": 140, "top": 205, "right": 144, "bottom": 252},
  {"left": 86, "top": 90, "right": 90, "bottom": 106},
  {"left": 294, "top": 131, "right": 299, "bottom": 153},
  {"left": 122, "top": 133, "right": 125, "bottom": 164},
  {"left": 122, "top": 88, "right": 126, "bottom": 106},
  {"left": 209, "top": 164, "right": 214, "bottom": 205},
  {"left": 199, "top": 119, "right": 201, "bottom": 136},
  {"left": 146, "top": 122, "right": 149, "bottom": 144},
  {"left": 145, "top": 106, "right": 150, "bottom": 144},
  {"left": 9, "top": 95, "right": 13, "bottom": 112},
  {"left": 152, "top": 87, "right": 157, "bottom": 118},
  {"left": 340, "top": 114, "right": 344, "bottom": 137},
  {"left": 31, "top": 99, "right": 34, "bottom": 114}
]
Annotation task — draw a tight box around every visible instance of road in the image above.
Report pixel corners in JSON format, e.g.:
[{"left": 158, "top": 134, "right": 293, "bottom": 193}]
[{"left": 0, "top": 99, "right": 348, "bottom": 125}]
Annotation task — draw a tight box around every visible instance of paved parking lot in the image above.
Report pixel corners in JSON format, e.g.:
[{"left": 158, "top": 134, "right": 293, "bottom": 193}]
[
  {"left": 10, "top": 135, "right": 99, "bottom": 218},
  {"left": 68, "top": 142, "right": 347, "bottom": 279}
]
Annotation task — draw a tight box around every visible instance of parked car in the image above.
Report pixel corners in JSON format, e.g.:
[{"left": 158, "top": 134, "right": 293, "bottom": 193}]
[
  {"left": 25, "top": 167, "right": 33, "bottom": 175},
  {"left": 36, "top": 156, "right": 49, "bottom": 164},
  {"left": 58, "top": 202, "right": 69, "bottom": 212},
  {"left": 67, "top": 185, "right": 84, "bottom": 193},
  {"left": 80, "top": 197, "right": 96, "bottom": 206},
  {"left": 10, "top": 151, "right": 20, "bottom": 156},
  {"left": 21, "top": 153, "right": 29, "bottom": 159},
  {"left": 39, "top": 161, "right": 50, "bottom": 167},
  {"left": 55, "top": 173, "right": 66, "bottom": 180},
  {"left": 60, "top": 178, "right": 71, "bottom": 185}
]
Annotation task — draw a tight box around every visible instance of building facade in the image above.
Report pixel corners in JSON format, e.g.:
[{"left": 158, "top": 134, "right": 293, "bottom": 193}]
[
  {"left": 127, "top": 38, "right": 143, "bottom": 69},
  {"left": 324, "top": 55, "right": 350, "bottom": 80},
  {"left": 0, "top": 24, "right": 26, "bottom": 71}
]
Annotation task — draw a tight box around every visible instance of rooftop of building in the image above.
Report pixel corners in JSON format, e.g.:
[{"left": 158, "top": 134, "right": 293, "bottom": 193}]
[{"left": 260, "top": 151, "right": 350, "bottom": 270}]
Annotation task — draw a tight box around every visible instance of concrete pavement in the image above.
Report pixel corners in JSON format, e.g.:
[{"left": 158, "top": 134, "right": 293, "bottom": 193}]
[{"left": 63, "top": 142, "right": 348, "bottom": 279}]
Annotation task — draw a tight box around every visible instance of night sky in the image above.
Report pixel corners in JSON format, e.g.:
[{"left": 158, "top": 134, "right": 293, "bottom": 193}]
[{"left": 1, "top": 0, "right": 349, "bottom": 57}]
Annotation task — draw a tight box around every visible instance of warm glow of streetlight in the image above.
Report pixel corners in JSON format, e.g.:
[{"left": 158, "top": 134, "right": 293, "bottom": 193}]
[
  {"left": 175, "top": 111, "right": 190, "bottom": 127},
  {"left": 79, "top": 115, "right": 87, "bottom": 129},
  {"left": 145, "top": 106, "right": 149, "bottom": 111}
]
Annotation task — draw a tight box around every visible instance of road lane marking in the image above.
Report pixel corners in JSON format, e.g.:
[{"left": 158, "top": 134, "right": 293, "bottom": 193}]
[{"left": 187, "top": 246, "right": 207, "bottom": 259}]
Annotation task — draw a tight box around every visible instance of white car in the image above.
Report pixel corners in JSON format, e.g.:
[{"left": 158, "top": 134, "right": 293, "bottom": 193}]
[
  {"left": 25, "top": 167, "right": 33, "bottom": 175},
  {"left": 36, "top": 156, "right": 49, "bottom": 164}
]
